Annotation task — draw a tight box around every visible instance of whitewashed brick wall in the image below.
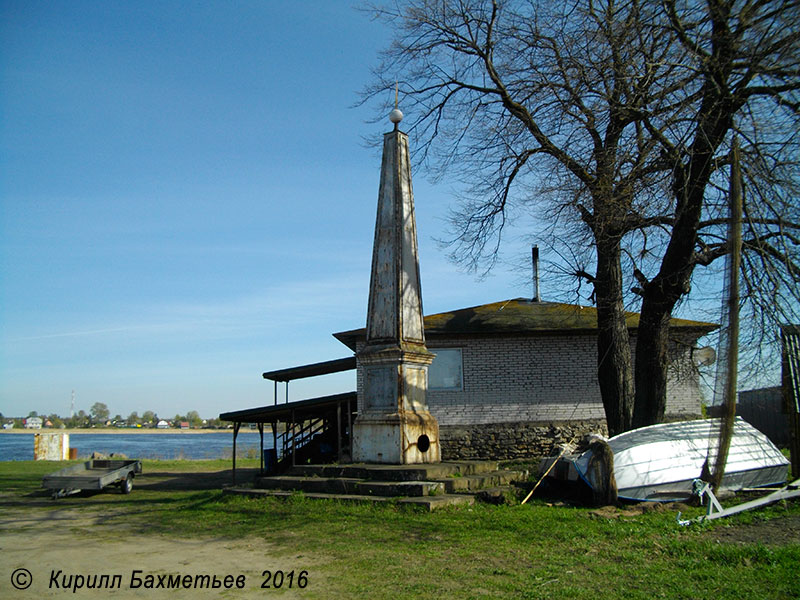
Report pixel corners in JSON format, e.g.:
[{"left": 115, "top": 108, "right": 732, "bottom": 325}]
[{"left": 355, "top": 331, "right": 705, "bottom": 426}]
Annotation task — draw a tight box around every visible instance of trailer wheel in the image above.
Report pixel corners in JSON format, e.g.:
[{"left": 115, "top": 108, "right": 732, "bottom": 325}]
[{"left": 120, "top": 473, "right": 133, "bottom": 494}]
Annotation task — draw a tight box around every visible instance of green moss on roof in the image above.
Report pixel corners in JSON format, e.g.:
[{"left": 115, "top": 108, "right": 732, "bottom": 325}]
[
  {"left": 333, "top": 298, "right": 717, "bottom": 350},
  {"left": 425, "top": 298, "right": 716, "bottom": 334}
]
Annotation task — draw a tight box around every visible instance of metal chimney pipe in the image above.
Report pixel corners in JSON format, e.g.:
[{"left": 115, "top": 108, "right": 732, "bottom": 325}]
[{"left": 532, "top": 246, "right": 540, "bottom": 302}]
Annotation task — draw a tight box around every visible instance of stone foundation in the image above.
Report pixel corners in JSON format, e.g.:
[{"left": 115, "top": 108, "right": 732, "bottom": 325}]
[
  {"left": 439, "top": 420, "right": 609, "bottom": 461},
  {"left": 439, "top": 414, "right": 704, "bottom": 461}
]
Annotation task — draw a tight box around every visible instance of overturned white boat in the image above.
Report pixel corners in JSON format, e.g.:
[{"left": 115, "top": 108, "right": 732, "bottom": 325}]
[{"left": 547, "top": 418, "right": 789, "bottom": 502}]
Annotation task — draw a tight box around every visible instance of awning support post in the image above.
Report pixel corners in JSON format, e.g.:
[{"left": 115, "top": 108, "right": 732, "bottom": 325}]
[
  {"left": 291, "top": 409, "right": 296, "bottom": 467},
  {"left": 336, "top": 402, "right": 342, "bottom": 463},
  {"left": 258, "top": 422, "right": 264, "bottom": 474},
  {"left": 232, "top": 422, "right": 241, "bottom": 486},
  {"left": 272, "top": 421, "right": 278, "bottom": 461},
  {"left": 347, "top": 398, "right": 353, "bottom": 461}
]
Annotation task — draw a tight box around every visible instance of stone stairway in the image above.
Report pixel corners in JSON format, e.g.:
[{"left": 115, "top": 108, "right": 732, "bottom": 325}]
[{"left": 224, "top": 461, "right": 527, "bottom": 511}]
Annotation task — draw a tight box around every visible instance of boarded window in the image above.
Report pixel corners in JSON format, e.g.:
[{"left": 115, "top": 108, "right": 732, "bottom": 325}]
[{"left": 429, "top": 348, "right": 463, "bottom": 391}]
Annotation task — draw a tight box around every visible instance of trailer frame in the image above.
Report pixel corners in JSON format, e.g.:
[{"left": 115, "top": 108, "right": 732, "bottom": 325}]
[{"left": 42, "top": 459, "right": 142, "bottom": 499}]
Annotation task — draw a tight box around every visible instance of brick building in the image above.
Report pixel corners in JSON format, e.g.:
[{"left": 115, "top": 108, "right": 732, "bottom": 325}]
[{"left": 335, "top": 298, "right": 717, "bottom": 460}]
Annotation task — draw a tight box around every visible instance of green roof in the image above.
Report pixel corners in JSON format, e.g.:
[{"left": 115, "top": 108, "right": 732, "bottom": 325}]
[{"left": 333, "top": 298, "right": 717, "bottom": 351}]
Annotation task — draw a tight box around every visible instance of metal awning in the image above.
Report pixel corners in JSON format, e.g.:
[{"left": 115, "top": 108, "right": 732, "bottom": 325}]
[
  {"left": 262, "top": 357, "right": 356, "bottom": 382},
  {"left": 220, "top": 391, "right": 356, "bottom": 423},
  {"left": 219, "top": 392, "right": 357, "bottom": 485}
]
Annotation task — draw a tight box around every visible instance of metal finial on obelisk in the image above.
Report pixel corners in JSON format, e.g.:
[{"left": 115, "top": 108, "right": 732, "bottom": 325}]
[{"left": 389, "top": 81, "right": 403, "bottom": 130}]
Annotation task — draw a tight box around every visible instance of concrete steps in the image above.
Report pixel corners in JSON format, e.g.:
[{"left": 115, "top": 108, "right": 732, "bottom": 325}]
[
  {"left": 440, "top": 469, "right": 523, "bottom": 493},
  {"left": 253, "top": 475, "right": 446, "bottom": 497},
  {"left": 224, "top": 487, "right": 475, "bottom": 511},
  {"left": 286, "top": 460, "right": 501, "bottom": 481},
  {"left": 224, "top": 461, "right": 528, "bottom": 510}
]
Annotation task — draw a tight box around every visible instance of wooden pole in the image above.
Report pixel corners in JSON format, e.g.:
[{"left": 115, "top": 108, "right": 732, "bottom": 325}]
[
  {"left": 710, "top": 137, "right": 743, "bottom": 491},
  {"left": 782, "top": 325, "right": 800, "bottom": 479},
  {"left": 521, "top": 437, "right": 577, "bottom": 505}
]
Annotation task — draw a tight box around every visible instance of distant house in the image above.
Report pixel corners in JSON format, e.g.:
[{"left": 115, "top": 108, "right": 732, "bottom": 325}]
[
  {"left": 180, "top": 421, "right": 190, "bottom": 430},
  {"left": 24, "top": 417, "right": 43, "bottom": 430},
  {"left": 334, "top": 298, "right": 717, "bottom": 460},
  {"left": 156, "top": 420, "right": 170, "bottom": 429},
  {"left": 3, "top": 421, "right": 14, "bottom": 430}
]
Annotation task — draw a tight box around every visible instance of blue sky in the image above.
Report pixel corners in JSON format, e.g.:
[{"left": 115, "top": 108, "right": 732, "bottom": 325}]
[{"left": 0, "top": 1, "right": 528, "bottom": 420}]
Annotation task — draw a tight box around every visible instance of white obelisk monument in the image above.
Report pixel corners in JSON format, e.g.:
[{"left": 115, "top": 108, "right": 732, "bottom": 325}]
[{"left": 351, "top": 104, "right": 441, "bottom": 464}]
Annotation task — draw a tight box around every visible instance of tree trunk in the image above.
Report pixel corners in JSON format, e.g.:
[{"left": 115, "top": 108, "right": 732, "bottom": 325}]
[
  {"left": 633, "top": 91, "right": 736, "bottom": 427},
  {"left": 595, "top": 237, "right": 635, "bottom": 436},
  {"left": 632, "top": 303, "right": 672, "bottom": 428},
  {"left": 632, "top": 212, "right": 699, "bottom": 427}
]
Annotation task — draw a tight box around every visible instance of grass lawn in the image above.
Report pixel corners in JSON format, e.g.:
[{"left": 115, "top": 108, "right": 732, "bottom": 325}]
[{"left": 1, "top": 459, "right": 798, "bottom": 599}]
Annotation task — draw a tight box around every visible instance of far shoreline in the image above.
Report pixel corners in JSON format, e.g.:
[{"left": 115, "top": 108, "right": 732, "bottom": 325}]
[{"left": 0, "top": 428, "right": 265, "bottom": 435}]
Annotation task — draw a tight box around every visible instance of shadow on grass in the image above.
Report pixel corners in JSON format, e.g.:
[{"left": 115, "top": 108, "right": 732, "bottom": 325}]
[
  {"left": 0, "top": 467, "right": 262, "bottom": 530},
  {"left": 0, "top": 488, "right": 229, "bottom": 535},
  {"left": 136, "top": 468, "right": 260, "bottom": 491}
]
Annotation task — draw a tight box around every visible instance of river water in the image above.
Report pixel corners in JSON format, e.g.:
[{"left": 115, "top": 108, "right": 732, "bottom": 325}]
[{"left": 0, "top": 431, "right": 271, "bottom": 461}]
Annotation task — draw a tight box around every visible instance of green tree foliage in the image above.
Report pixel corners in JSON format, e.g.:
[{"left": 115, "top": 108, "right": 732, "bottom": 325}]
[
  {"left": 186, "top": 410, "right": 202, "bottom": 428},
  {"left": 90, "top": 402, "right": 110, "bottom": 424}
]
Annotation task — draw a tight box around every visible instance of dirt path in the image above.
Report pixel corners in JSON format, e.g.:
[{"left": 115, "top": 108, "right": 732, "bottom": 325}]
[
  {"left": 1, "top": 527, "right": 312, "bottom": 598},
  {"left": 588, "top": 501, "right": 800, "bottom": 545},
  {"left": 709, "top": 514, "right": 800, "bottom": 546},
  {"left": 0, "top": 471, "right": 323, "bottom": 599}
]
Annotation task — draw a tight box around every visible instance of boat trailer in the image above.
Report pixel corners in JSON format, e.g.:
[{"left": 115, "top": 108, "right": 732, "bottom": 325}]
[
  {"left": 677, "top": 478, "right": 800, "bottom": 526},
  {"left": 42, "top": 459, "right": 142, "bottom": 499}
]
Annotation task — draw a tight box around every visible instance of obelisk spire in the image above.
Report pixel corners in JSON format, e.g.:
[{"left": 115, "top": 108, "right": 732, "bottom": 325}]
[{"left": 364, "top": 106, "right": 426, "bottom": 355}]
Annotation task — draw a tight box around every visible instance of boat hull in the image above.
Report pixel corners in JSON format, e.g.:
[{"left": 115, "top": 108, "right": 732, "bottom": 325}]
[{"left": 573, "top": 418, "right": 789, "bottom": 502}]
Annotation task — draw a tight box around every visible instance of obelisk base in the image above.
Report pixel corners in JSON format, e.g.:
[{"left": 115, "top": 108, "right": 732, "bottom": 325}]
[{"left": 352, "top": 410, "right": 440, "bottom": 464}]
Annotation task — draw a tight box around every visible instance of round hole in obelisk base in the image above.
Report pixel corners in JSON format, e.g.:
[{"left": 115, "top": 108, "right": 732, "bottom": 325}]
[{"left": 417, "top": 434, "right": 431, "bottom": 453}]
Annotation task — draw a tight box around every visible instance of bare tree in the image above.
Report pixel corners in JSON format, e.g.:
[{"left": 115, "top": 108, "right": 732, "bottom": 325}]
[
  {"left": 632, "top": 0, "right": 800, "bottom": 426},
  {"left": 362, "top": 0, "right": 800, "bottom": 434}
]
